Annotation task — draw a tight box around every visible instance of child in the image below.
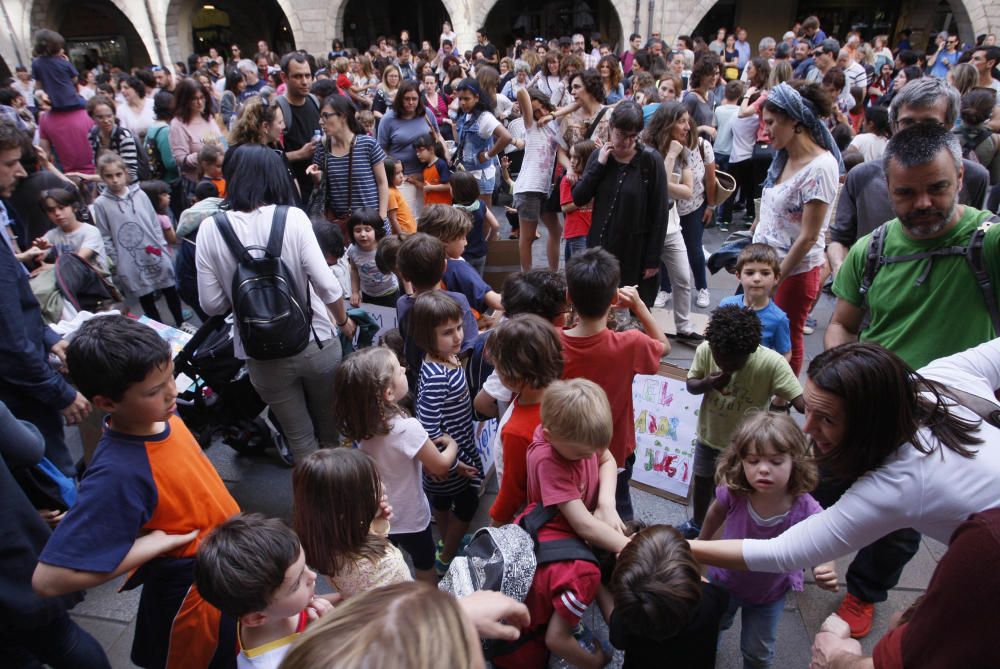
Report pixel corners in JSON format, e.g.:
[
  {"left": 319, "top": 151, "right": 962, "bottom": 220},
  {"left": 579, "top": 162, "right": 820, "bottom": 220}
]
[
  {"left": 35, "top": 185, "right": 108, "bottom": 272},
  {"left": 607, "top": 524, "right": 730, "bottom": 667},
  {"left": 494, "top": 379, "right": 628, "bottom": 669},
  {"left": 140, "top": 180, "right": 179, "bottom": 247},
  {"left": 413, "top": 133, "right": 452, "bottom": 206},
  {"left": 35, "top": 315, "right": 240, "bottom": 669},
  {"left": 418, "top": 204, "right": 501, "bottom": 313},
  {"left": 701, "top": 412, "right": 838, "bottom": 669},
  {"left": 292, "top": 448, "right": 411, "bottom": 597},
  {"left": 713, "top": 80, "right": 743, "bottom": 228},
  {"left": 410, "top": 291, "right": 484, "bottom": 574},
  {"left": 719, "top": 243, "right": 791, "bottom": 361},
  {"left": 333, "top": 346, "right": 470, "bottom": 583},
  {"left": 375, "top": 232, "right": 411, "bottom": 295},
  {"left": 680, "top": 304, "right": 804, "bottom": 540},
  {"left": 195, "top": 513, "right": 335, "bottom": 668},
  {"left": 486, "top": 314, "right": 563, "bottom": 525},
  {"left": 561, "top": 248, "right": 669, "bottom": 521},
  {"left": 357, "top": 109, "right": 376, "bottom": 137},
  {"left": 395, "top": 232, "right": 479, "bottom": 378},
  {"left": 313, "top": 219, "right": 351, "bottom": 297},
  {"left": 31, "top": 29, "right": 85, "bottom": 111},
  {"left": 449, "top": 171, "right": 498, "bottom": 275},
  {"left": 175, "top": 180, "right": 222, "bottom": 322},
  {"left": 384, "top": 157, "right": 417, "bottom": 233},
  {"left": 198, "top": 142, "right": 226, "bottom": 198},
  {"left": 346, "top": 208, "right": 400, "bottom": 308},
  {"left": 560, "top": 139, "right": 596, "bottom": 261},
  {"left": 92, "top": 152, "right": 186, "bottom": 325}
]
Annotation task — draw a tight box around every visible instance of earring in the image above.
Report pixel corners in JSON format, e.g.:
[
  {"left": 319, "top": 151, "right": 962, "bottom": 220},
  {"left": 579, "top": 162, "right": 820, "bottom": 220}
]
[{"left": 794, "top": 125, "right": 803, "bottom": 134}]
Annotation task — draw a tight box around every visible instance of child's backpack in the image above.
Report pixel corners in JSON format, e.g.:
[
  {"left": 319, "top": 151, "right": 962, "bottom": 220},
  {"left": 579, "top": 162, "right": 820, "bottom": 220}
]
[
  {"left": 439, "top": 504, "right": 598, "bottom": 659},
  {"left": 144, "top": 125, "right": 170, "bottom": 182},
  {"left": 211, "top": 206, "right": 320, "bottom": 360},
  {"left": 113, "top": 126, "right": 153, "bottom": 181},
  {"left": 957, "top": 126, "right": 995, "bottom": 166}
]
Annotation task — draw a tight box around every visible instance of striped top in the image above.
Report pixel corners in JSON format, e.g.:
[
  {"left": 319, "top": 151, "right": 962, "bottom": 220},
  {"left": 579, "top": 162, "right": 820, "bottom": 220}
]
[
  {"left": 416, "top": 360, "right": 483, "bottom": 495},
  {"left": 312, "top": 134, "right": 386, "bottom": 217},
  {"left": 88, "top": 125, "right": 141, "bottom": 182}
]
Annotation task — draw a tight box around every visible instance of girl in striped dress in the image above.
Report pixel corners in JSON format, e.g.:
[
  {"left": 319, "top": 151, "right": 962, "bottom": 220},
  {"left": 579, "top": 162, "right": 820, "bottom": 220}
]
[{"left": 410, "top": 291, "right": 484, "bottom": 574}]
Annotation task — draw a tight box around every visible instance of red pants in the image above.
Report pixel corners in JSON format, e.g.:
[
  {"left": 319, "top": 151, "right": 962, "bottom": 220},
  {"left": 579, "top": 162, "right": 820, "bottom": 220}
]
[{"left": 775, "top": 266, "right": 821, "bottom": 376}]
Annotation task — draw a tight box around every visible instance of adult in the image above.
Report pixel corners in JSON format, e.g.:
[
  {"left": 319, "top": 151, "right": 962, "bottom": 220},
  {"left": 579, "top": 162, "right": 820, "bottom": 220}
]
[
  {"left": 955, "top": 89, "right": 1000, "bottom": 184},
  {"left": 824, "top": 121, "right": 999, "bottom": 638},
  {"left": 196, "top": 144, "right": 355, "bottom": 464},
  {"left": 928, "top": 34, "right": 961, "bottom": 79},
  {"left": 311, "top": 94, "right": 389, "bottom": 229},
  {"left": 733, "top": 27, "right": 751, "bottom": 71},
  {"left": 572, "top": 101, "right": 669, "bottom": 306},
  {"left": 219, "top": 69, "right": 245, "bottom": 129},
  {"left": 422, "top": 71, "right": 452, "bottom": 142},
  {"left": 805, "top": 39, "right": 839, "bottom": 84},
  {"left": 561, "top": 68, "right": 611, "bottom": 149},
  {"left": 168, "top": 78, "right": 227, "bottom": 205},
  {"left": 597, "top": 55, "right": 624, "bottom": 103},
  {"left": 530, "top": 53, "right": 563, "bottom": 103},
  {"left": 152, "top": 65, "right": 175, "bottom": 94},
  {"left": 0, "top": 121, "right": 90, "bottom": 477},
  {"left": 472, "top": 30, "right": 499, "bottom": 67},
  {"left": 731, "top": 56, "right": 771, "bottom": 222},
  {"left": 227, "top": 93, "right": 298, "bottom": 200},
  {"left": 827, "top": 78, "right": 990, "bottom": 278},
  {"left": 691, "top": 339, "right": 1000, "bottom": 640},
  {"left": 371, "top": 64, "right": 401, "bottom": 121},
  {"left": 684, "top": 55, "right": 720, "bottom": 141},
  {"left": 83, "top": 95, "right": 142, "bottom": 183},
  {"left": 622, "top": 33, "right": 643, "bottom": 75},
  {"left": 144, "top": 91, "right": 180, "bottom": 214},
  {"left": 752, "top": 82, "right": 841, "bottom": 376},
  {"left": 500, "top": 60, "right": 531, "bottom": 101},
  {"left": 237, "top": 59, "right": 266, "bottom": 100},
  {"left": 439, "top": 20, "right": 457, "bottom": 52},
  {"left": 276, "top": 52, "right": 320, "bottom": 202},
  {"left": 451, "top": 78, "right": 512, "bottom": 207},
  {"left": 970, "top": 46, "right": 1000, "bottom": 92},
  {"left": 115, "top": 75, "right": 154, "bottom": 143}
]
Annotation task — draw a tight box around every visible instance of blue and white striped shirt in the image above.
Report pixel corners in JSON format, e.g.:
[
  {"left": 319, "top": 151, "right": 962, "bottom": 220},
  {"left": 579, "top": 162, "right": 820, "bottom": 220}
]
[
  {"left": 416, "top": 360, "right": 483, "bottom": 496},
  {"left": 312, "top": 134, "right": 386, "bottom": 217}
]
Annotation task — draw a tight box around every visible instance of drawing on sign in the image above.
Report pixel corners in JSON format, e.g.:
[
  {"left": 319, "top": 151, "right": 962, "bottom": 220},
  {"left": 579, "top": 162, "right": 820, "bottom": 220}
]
[{"left": 630, "top": 366, "right": 697, "bottom": 501}]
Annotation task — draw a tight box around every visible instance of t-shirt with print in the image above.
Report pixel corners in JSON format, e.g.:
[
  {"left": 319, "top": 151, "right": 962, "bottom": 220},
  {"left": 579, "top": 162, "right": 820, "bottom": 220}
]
[
  {"left": 708, "top": 485, "right": 823, "bottom": 604},
  {"left": 677, "top": 138, "right": 715, "bottom": 215},
  {"left": 719, "top": 295, "right": 791, "bottom": 355},
  {"left": 513, "top": 121, "right": 563, "bottom": 195},
  {"left": 561, "top": 328, "right": 664, "bottom": 466},
  {"left": 43, "top": 223, "right": 107, "bottom": 271},
  {"left": 422, "top": 157, "right": 453, "bottom": 204},
  {"left": 490, "top": 398, "right": 542, "bottom": 524},
  {"left": 832, "top": 206, "right": 1000, "bottom": 369},
  {"left": 359, "top": 415, "right": 432, "bottom": 534},
  {"left": 347, "top": 243, "right": 399, "bottom": 297},
  {"left": 560, "top": 176, "right": 592, "bottom": 239},
  {"left": 754, "top": 151, "right": 838, "bottom": 276},
  {"left": 688, "top": 342, "right": 802, "bottom": 450}
]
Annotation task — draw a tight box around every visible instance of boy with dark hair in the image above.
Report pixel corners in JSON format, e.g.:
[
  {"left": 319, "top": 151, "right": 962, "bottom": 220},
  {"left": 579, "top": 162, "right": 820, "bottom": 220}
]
[
  {"left": 679, "top": 305, "right": 803, "bottom": 539},
  {"left": 607, "top": 524, "right": 729, "bottom": 666},
  {"left": 195, "top": 513, "right": 335, "bottom": 668},
  {"left": 561, "top": 248, "right": 668, "bottom": 521},
  {"left": 198, "top": 143, "right": 226, "bottom": 198},
  {"left": 33, "top": 315, "right": 240, "bottom": 669},
  {"left": 395, "top": 232, "right": 479, "bottom": 380},
  {"left": 418, "top": 204, "right": 502, "bottom": 313},
  {"left": 719, "top": 243, "right": 791, "bottom": 360}
]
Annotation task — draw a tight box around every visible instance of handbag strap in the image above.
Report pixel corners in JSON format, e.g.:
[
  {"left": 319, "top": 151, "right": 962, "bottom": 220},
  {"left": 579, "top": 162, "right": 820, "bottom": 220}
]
[
  {"left": 345, "top": 134, "right": 355, "bottom": 212},
  {"left": 942, "top": 385, "right": 1000, "bottom": 429}
]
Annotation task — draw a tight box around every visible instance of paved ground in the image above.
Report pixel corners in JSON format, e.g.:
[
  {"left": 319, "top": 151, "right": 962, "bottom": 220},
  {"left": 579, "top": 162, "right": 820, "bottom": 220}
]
[{"left": 66, "top": 211, "right": 941, "bottom": 668}]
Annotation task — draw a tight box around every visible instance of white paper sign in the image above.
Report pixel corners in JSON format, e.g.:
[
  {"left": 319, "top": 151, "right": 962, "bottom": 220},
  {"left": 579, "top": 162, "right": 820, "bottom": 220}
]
[{"left": 630, "top": 366, "right": 698, "bottom": 501}]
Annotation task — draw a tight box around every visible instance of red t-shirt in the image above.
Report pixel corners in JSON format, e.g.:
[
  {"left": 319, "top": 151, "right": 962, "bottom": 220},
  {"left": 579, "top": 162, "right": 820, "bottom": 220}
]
[
  {"left": 561, "top": 328, "right": 664, "bottom": 465},
  {"left": 489, "top": 398, "right": 542, "bottom": 524},
  {"left": 336, "top": 73, "right": 353, "bottom": 93},
  {"left": 522, "top": 425, "right": 600, "bottom": 542},
  {"left": 560, "top": 176, "right": 592, "bottom": 240}
]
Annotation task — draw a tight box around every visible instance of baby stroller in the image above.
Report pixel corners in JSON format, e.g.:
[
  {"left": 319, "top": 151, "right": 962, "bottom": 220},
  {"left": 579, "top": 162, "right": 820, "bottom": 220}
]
[{"left": 172, "top": 314, "right": 292, "bottom": 464}]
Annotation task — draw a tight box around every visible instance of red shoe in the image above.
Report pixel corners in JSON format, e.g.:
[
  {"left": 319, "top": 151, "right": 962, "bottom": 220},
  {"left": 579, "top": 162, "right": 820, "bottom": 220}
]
[{"left": 836, "top": 593, "right": 875, "bottom": 638}]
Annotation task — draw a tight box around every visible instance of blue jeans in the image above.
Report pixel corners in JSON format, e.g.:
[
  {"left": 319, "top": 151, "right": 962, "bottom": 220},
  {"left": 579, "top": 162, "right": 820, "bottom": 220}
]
[
  {"left": 564, "top": 236, "right": 587, "bottom": 262},
  {"left": 680, "top": 203, "right": 708, "bottom": 290},
  {"left": 719, "top": 591, "right": 785, "bottom": 669},
  {"left": 6, "top": 611, "right": 111, "bottom": 668}
]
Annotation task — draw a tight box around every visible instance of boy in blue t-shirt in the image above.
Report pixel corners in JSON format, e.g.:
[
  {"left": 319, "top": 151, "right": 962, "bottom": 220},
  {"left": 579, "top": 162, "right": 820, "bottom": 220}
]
[
  {"left": 30, "top": 30, "right": 85, "bottom": 111},
  {"left": 719, "top": 243, "right": 791, "bottom": 361}
]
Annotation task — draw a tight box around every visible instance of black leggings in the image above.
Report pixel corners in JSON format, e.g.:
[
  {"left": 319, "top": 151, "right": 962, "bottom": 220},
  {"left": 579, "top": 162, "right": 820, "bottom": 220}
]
[{"left": 139, "top": 287, "right": 185, "bottom": 325}]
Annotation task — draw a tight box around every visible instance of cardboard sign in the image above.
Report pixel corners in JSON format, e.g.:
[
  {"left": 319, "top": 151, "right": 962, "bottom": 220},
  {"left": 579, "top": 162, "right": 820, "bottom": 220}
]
[
  {"left": 355, "top": 303, "right": 398, "bottom": 347},
  {"left": 473, "top": 418, "right": 498, "bottom": 490},
  {"left": 629, "top": 363, "right": 698, "bottom": 504}
]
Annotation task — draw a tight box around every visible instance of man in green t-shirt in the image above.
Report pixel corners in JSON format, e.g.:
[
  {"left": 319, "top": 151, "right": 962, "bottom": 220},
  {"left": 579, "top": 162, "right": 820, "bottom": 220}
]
[{"left": 823, "top": 121, "right": 999, "bottom": 638}]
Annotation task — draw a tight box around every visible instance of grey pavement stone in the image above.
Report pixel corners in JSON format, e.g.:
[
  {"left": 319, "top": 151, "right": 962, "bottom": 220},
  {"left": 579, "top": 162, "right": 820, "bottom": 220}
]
[{"left": 70, "top": 575, "right": 142, "bottom": 622}]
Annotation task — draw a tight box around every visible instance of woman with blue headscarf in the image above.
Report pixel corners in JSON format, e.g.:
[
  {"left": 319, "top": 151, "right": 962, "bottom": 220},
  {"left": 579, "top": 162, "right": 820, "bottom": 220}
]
[{"left": 752, "top": 81, "right": 843, "bottom": 376}]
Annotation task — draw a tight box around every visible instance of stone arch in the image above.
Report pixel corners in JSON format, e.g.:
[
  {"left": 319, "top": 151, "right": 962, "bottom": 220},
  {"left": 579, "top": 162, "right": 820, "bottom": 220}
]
[
  {"left": 475, "top": 0, "right": 631, "bottom": 51},
  {"left": 29, "top": 0, "right": 157, "bottom": 67}
]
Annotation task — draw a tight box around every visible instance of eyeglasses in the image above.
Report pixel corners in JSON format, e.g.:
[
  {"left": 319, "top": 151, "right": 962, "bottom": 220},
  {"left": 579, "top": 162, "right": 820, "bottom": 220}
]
[
  {"left": 320, "top": 111, "right": 339, "bottom": 121},
  {"left": 613, "top": 128, "right": 639, "bottom": 141}
]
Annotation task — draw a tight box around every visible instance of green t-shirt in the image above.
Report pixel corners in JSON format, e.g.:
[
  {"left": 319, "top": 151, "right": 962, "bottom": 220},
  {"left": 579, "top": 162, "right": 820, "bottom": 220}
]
[
  {"left": 832, "top": 207, "right": 1000, "bottom": 369},
  {"left": 688, "top": 343, "right": 803, "bottom": 450}
]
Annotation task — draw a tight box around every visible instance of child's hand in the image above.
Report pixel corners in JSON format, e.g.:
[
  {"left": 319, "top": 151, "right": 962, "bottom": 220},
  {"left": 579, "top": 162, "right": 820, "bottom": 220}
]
[
  {"left": 350, "top": 291, "right": 361, "bottom": 308},
  {"left": 377, "top": 493, "right": 394, "bottom": 522},
  {"left": 456, "top": 461, "right": 479, "bottom": 479},
  {"left": 38, "top": 508, "right": 66, "bottom": 528},
  {"left": 594, "top": 503, "right": 627, "bottom": 535},
  {"left": 32, "top": 237, "right": 52, "bottom": 250},
  {"left": 305, "top": 594, "right": 336, "bottom": 622},
  {"left": 812, "top": 562, "right": 839, "bottom": 592},
  {"left": 707, "top": 370, "right": 732, "bottom": 392},
  {"left": 305, "top": 164, "right": 322, "bottom": 184},
  {"left": 818, "top": 613, "right": 851, "bottom": 639},
  {"left": 616, "top": 286, "right": 642, "bottom": 312},
  {"left": 433, "top": 434, "right": 457, "bottom": 452},
  {"left": 144, "top": 528, "right": 200, "bottom": 555}
]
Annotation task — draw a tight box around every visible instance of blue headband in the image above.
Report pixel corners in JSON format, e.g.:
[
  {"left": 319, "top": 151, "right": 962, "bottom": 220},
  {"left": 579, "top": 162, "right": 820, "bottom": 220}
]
[{"left": 762, "top": 83, "right": 844, "bottom": 188}]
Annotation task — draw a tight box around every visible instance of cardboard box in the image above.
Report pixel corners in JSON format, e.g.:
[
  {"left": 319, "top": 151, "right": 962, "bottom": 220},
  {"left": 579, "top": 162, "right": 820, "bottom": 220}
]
[{"left": 482, "top": 239, "right": 521, "bottom": 292}]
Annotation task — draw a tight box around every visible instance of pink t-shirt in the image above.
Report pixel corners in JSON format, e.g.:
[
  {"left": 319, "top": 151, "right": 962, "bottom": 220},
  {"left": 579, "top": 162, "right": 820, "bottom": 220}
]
[
  {"left": 523, "top": 425, "right": 599, "bottom": 542},
  {"left": 39, "top": 109, "right": 96, "bottom": 174}
]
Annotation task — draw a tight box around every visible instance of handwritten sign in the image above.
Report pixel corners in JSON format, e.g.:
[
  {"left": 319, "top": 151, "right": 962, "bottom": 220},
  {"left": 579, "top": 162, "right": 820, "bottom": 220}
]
[
  {"left": 473, "top": 418, "right": 498, "bottom": 491},
  {"left": 354, "top": 303, "right": 399, "bottom": 348},
  {"left": 630, "top": 363, "right": 698, "bottom": 503}
]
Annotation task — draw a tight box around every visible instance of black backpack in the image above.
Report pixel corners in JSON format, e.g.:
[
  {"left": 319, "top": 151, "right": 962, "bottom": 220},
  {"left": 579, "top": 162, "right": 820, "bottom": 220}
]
[
  {"left": 144, "top": 125, "right": 169, "bottom": 182},
  {"left": 859, "top": 215, "right": 1000, "bottom": 335},
  {"left": 212, "top": 206, "right": 319, "bottom": 360}
]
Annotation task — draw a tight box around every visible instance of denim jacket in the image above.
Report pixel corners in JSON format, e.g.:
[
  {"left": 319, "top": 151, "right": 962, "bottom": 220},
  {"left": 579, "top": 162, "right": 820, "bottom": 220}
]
[{"left": 456, "top": 111, "right": 497, "bottom": 171}]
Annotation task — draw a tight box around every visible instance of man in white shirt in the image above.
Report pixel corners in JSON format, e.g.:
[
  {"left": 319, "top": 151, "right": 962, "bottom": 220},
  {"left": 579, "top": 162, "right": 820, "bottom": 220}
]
[
  {"left": 12, "top": 66, "right": 35, "bottom": 112},
  {"left": 837, "top": 48, "right": 869, "bottom": 90}
]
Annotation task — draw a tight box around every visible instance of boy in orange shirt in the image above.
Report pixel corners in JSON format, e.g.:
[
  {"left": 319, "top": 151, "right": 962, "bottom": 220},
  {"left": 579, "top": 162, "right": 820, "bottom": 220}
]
[
  {"left": 560, "top": 248, "right": 669, "bottom": 521},
  {"left": 413, "top": 134, "right": 452, "bottom": 206},
  {"left": 385, "top": 157, "right": 416, "bottom": 233}
]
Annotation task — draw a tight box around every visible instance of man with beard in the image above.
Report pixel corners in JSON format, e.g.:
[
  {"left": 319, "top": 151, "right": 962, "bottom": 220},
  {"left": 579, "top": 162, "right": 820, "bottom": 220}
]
[
  {"left": 827, "top": 78, "right": 989, "bottom": 278},
  {"left": 821, "top": 119, "right": 999, "bottom": 641}
]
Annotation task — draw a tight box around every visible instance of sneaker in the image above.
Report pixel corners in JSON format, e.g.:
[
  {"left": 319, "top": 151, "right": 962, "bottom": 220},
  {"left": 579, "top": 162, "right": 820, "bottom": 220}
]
[
  {"left": 672, "top": 331, "right": 705, "bottom": 344},
  {"left": 696, "top": 289, "right": 711, "bottom": 308},
  {"left": 435, "top": 544, "right": 452, "bottom": 576},
  {"left": 653, "top": 290, "right": 670, "bottom": 308},
  {"left": 272, "top": 433, "right": 294, "bottom": 467},
  {"left": 458, "top": 533, "right": 474, "bottom": 556},
  {"left": 803, "top": 316, "right": 817, "bottom": 335},
  {"left": 836, "top": 593, "right": 875, "bottom": 638},
  {"left": 675, "top": 519, "right": 702, "bottom": 540}
]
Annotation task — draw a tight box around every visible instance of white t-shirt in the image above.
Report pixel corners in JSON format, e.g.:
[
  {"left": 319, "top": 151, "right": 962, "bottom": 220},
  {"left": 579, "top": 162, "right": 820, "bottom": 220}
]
[
  {"left": 743, "top": 337, "right": 1000, "bottom": 574},
  {"left": 754, "top": 151, "right": 838, "bottom": 275},
  {"left": 359, "top": 415, "right": 432, "bottom": 534},
  {"left": 729, "top": 114, "right": 759, "bottom": 163},
  {"left": 847, "top": 133, "right": 888, "bottom": 163},
  {"left": 116, "top": 97, "right": 156, "bottom": 142},
  {"left": 513, "top": 121, "right": 563, "bottom": 195},
  {"left": 44, "top": 223, "right": 107, "bottom": 271}
]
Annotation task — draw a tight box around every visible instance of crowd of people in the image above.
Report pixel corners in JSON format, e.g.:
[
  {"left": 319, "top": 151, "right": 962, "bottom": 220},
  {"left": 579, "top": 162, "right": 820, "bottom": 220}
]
[{"left": 2, "top": 13, "right": 1000, "bottom": 669}]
